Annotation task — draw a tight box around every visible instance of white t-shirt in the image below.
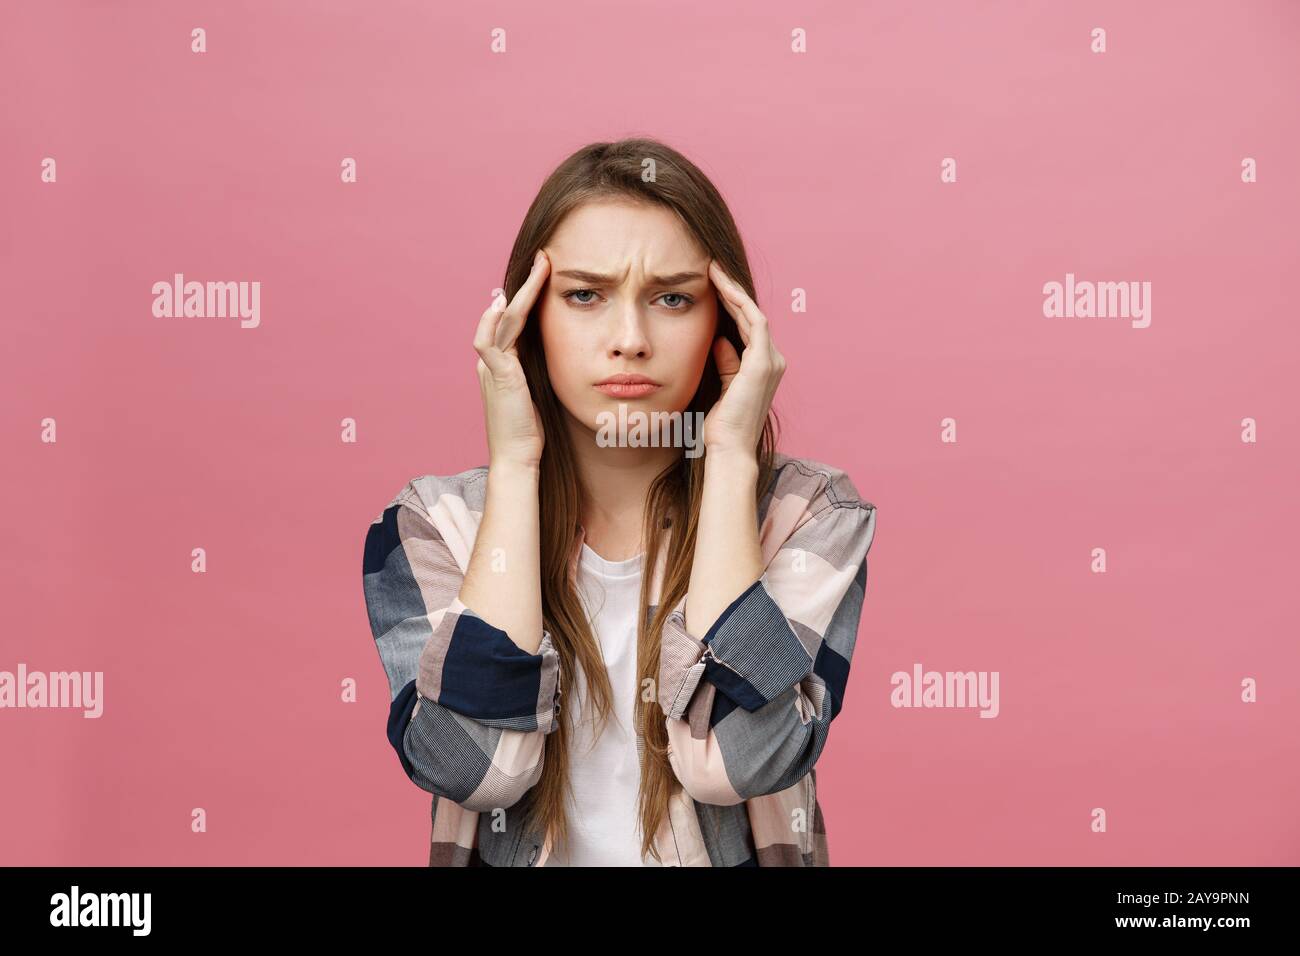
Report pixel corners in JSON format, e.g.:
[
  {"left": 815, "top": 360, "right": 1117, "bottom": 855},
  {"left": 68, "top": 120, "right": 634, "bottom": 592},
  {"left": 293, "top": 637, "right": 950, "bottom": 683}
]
[{"left": 546, "top": 541, "right": 663, "bottom": 866}]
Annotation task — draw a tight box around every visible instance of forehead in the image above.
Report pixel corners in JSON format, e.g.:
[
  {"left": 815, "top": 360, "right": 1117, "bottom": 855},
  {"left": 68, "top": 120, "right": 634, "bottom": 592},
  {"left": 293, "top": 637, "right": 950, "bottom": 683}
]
[{"left": 547, "top": 199, "right": 705, "bottom": 268}]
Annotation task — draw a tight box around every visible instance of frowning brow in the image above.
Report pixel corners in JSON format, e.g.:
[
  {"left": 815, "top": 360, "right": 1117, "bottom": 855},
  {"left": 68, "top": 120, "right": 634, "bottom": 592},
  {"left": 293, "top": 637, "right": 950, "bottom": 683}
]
[{"left": 555, "top": 269, "right": 706, "bottom": 286}]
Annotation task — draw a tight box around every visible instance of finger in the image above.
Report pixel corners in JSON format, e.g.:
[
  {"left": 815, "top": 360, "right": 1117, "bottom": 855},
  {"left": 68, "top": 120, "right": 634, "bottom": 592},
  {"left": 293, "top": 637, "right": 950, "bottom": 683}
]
[
  {"left": 710, "top": 260, "right": 776, "bottom": 364},
  {"left": 708, "top": 260, "right": 748, "bottom": 347},
  {"left": 495, "top": 249, "right": 551, "bottom": 351},
  {"left": 712, "top": 335, "right": 741, "bottom": 388},
  {"left": 473, "top": 291, "right": 506, "bottom": 352},
  {"left": 473, "top": 292, "right": 511, "bottom": 375}
]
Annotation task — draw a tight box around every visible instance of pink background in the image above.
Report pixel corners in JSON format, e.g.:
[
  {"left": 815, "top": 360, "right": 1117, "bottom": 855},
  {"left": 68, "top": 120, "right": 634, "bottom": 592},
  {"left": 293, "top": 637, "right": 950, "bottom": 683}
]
[{"left": 2, "top": 0, "right": 1297, "bottom": 865}]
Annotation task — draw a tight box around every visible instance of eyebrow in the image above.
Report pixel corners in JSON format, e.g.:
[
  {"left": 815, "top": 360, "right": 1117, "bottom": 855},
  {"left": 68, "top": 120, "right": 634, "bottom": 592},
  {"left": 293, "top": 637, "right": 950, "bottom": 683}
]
[{"left": 554, "top": 269, "right": 706, "bottom": 287}]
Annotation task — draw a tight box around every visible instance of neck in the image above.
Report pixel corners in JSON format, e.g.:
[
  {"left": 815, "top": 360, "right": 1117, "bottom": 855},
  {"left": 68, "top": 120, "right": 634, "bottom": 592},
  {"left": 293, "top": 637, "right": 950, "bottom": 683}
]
[{"left": 565, "top": 413, "right": 679, "bottom": 561}]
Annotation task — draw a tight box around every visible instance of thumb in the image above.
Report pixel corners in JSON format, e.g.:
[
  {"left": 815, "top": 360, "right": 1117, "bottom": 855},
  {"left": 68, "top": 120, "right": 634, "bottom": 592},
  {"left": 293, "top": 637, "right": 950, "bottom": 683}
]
[{"left": 712, "top": 335, "right": 741, "bottom": 388}]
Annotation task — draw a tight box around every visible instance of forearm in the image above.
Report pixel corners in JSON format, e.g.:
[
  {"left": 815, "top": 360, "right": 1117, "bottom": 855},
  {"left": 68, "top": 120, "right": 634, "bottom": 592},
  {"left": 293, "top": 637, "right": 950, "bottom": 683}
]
[
  {"left": 457, "top": 461, "right": 544, "bottom": 653},
  {"left": 683, "top": 450, "right": 764, "bottom": 638}
]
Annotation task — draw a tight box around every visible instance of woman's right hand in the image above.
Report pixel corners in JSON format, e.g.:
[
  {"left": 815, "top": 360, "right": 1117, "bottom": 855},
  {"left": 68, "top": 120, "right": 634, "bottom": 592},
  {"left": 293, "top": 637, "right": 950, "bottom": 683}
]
[{"left": 474, "top": 248, "right": 551, "bottom": 470}]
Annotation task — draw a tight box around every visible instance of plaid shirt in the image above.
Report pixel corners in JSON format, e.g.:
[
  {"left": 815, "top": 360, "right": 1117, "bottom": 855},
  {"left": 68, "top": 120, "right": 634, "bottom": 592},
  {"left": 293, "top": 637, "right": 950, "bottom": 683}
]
[{"left": 362, "top": 451, "right": 878, "bottom": 866}]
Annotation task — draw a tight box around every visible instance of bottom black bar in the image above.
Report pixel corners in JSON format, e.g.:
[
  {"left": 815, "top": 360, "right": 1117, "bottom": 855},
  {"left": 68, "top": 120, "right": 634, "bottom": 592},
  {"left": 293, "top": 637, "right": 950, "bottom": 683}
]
[{"left": 0, "top": 866, "right": 1287, "bottom": 940}]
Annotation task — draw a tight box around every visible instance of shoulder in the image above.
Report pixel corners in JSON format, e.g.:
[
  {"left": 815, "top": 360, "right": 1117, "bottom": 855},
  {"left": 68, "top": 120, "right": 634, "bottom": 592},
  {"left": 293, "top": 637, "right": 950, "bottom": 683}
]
[
  {"left": 405, "top": 465, "right": 491, "bottom": 517},
  {"left": 365, "top": 465, "right": 490, "bottom": 573},
  {"left": 372, "top": 465, "right": 491, "bottom": 523},
  {"left": 765, "top": 451, "right": 877, "bottom": 518}
]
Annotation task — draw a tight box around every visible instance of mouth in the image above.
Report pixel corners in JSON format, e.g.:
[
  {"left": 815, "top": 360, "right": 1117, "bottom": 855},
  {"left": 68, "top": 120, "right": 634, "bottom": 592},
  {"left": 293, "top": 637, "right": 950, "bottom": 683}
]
[
  {"left": 594, "top": 373, "right": 662, "bottom": 398},
  {"left": 594, "top": 383, "right": 661, "bottom": 398}
]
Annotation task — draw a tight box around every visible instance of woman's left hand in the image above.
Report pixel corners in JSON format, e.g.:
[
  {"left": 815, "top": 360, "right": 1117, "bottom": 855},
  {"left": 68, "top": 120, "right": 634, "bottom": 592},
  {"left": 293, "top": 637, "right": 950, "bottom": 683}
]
[{"left": 701, "top": 259, "right": 786, "bottom": 459}]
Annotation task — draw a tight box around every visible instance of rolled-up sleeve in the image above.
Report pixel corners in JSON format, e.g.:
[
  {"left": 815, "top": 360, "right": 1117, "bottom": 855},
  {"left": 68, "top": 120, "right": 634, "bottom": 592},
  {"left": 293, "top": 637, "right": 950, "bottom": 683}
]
[
  {"left": 657, "top": 485, "right": 877, "bottom": 806},
  {"left": 363, "top": 485, "right": 561, "bottom": 812}
]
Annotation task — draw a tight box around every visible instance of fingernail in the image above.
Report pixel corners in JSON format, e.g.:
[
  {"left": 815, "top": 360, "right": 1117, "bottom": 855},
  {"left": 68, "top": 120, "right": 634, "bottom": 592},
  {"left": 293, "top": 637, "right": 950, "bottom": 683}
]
[
  {"left": 492, "top": 292, "right": 506, "bottom": 310},
  {"left": 533, "top": 250, "right": 546, "bottom": 269}
]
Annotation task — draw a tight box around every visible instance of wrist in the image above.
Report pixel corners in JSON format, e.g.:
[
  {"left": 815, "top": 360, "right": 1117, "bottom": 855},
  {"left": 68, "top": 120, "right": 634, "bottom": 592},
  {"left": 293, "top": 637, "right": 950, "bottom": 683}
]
[
  {"left": 487, "top": 458, "right": 540, "bottom": 487},
  {"left": 704, "top": 446, "right": 758, "bottom": 473}
]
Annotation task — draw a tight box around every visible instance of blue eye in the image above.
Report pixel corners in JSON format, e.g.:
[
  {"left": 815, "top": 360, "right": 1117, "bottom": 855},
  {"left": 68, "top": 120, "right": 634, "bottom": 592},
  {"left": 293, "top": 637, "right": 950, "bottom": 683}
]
[
  {"left": 562, "top": 289, "right": 601, "bottom": 306},
  {"left": 560, "top": 289, "right": 695, "bottom": 310}
]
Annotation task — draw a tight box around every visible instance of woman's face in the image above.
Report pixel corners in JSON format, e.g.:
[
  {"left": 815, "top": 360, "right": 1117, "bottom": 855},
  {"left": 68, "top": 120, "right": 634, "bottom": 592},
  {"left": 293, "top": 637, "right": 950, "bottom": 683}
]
[{"left": 537, "top": 199, "right": 718, "bottom": 440}]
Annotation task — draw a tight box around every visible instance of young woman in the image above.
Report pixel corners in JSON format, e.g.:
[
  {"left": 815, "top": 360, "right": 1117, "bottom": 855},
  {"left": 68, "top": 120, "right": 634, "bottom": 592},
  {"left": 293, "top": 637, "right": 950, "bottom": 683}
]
[{"left": 362, "top": 138, "right": 878, "bottom": 866}]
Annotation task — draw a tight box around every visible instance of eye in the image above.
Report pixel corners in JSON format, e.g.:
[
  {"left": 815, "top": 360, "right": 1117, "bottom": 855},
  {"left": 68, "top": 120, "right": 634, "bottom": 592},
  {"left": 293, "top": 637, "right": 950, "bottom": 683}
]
[
  {"left": 561, "top": 289, "right": 602, "bottom": 307},
  {"left": 658, "top": 293, "right": 694, "bottom": 311},
  {"left": 560, "top": 289, "right": 696, "bottom": 311}
]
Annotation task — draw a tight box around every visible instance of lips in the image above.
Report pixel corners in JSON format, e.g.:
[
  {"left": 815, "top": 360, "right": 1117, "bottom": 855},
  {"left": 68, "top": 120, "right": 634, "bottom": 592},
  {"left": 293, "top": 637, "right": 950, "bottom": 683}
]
[
  {"left": 594, "top": 373, "right": 662, "bottom": 398},
  {"left": 594, "top": 382, "right": 661, "bottom": 398}
]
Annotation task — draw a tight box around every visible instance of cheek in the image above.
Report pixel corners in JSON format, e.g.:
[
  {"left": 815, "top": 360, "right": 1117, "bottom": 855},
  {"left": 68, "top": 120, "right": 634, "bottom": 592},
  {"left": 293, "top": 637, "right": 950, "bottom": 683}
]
[
  {"left": 680, "top": 310, "right": 719, "bottom": 368},
  {"left": 659, "top": 320, "right": 717, "bottom": 409},
  {"left": 539, "top": 306, "right": 587, "bottom": 398},
  {"left": 689, "top": 297, "right": 721, "bottom": 364}
]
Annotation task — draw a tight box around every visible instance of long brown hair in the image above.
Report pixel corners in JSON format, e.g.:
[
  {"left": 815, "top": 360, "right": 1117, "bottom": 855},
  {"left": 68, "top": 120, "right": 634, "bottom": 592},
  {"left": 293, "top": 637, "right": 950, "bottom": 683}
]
[{"left": 499, "top": 138, "right": 778, "bottom": 862}]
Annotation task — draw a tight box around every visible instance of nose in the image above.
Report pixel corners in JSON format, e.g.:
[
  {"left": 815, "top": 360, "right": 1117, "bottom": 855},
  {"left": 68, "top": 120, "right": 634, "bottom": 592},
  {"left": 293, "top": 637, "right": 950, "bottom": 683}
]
[{"left": 608, "top": 299, "right": 651, "bottom": 359}]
